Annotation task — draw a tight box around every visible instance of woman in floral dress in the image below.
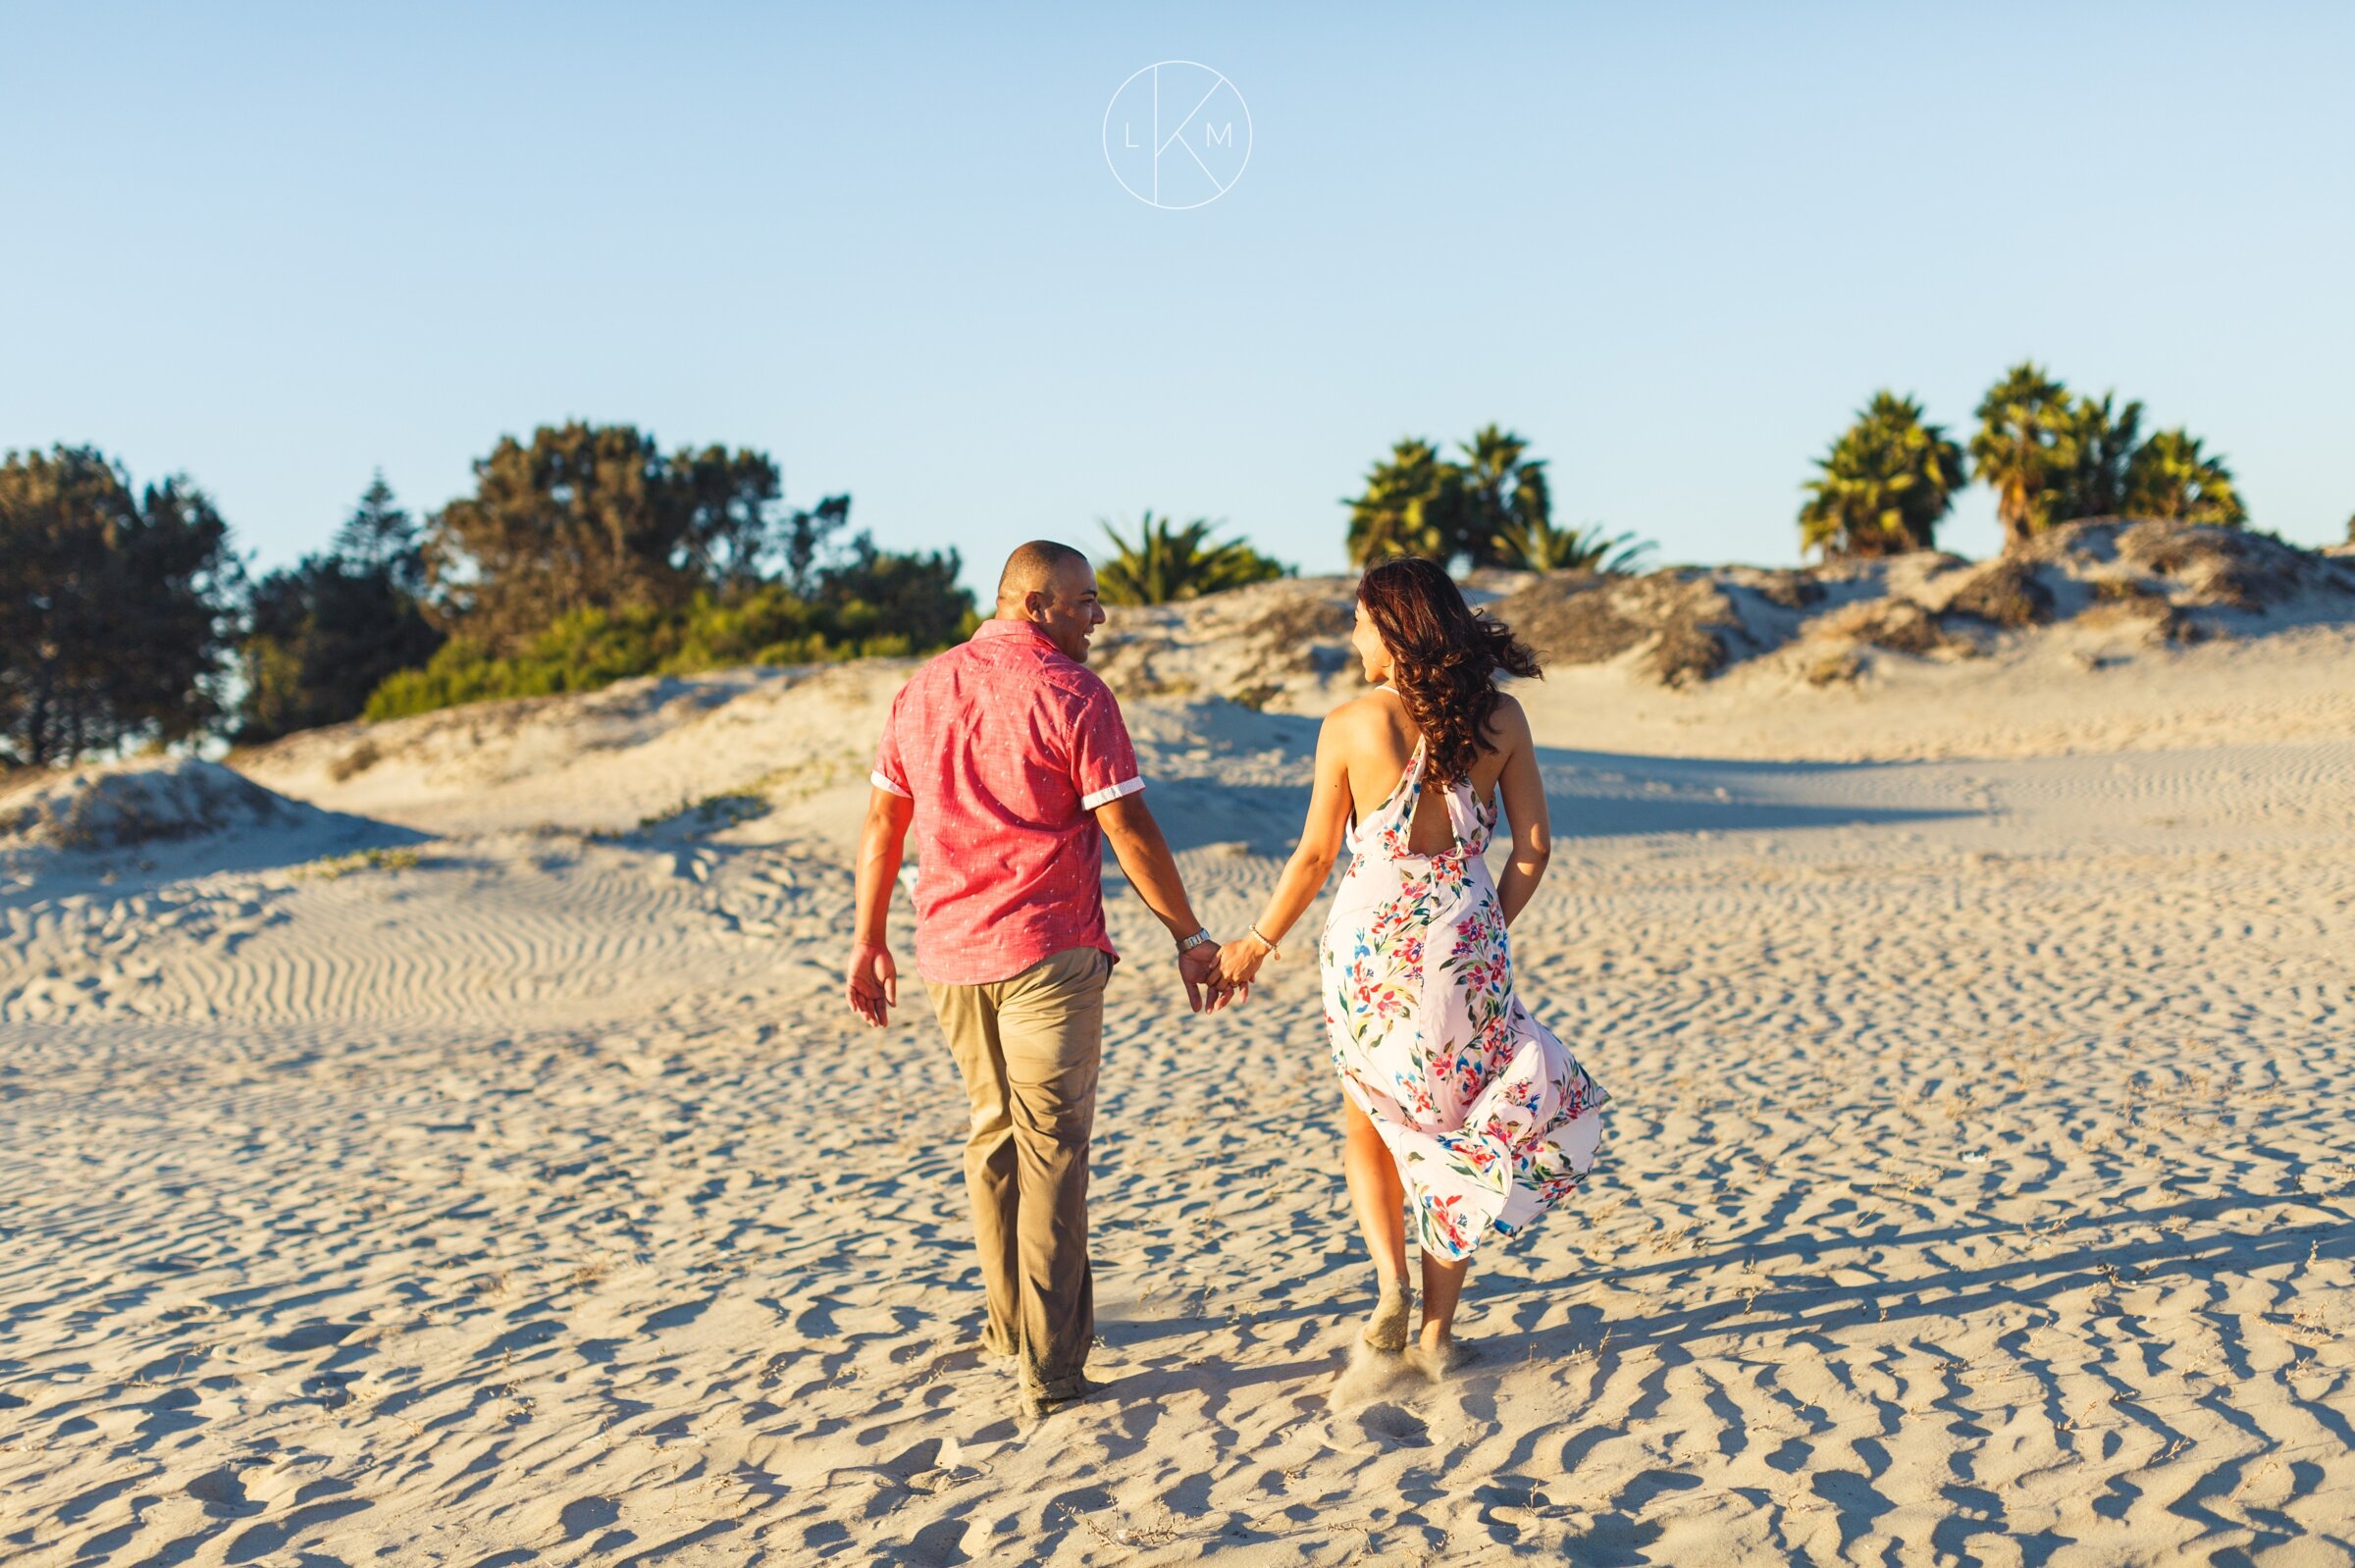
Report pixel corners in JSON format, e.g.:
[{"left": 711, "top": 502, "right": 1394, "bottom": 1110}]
[{"left": 1218, "top": 557, "right": 1608, "bottom": 1358}]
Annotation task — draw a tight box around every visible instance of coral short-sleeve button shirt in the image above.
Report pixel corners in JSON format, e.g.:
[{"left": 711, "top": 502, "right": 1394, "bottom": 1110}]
[{"left": 870, "top": 618, "right": 1143, "bottom": 986}]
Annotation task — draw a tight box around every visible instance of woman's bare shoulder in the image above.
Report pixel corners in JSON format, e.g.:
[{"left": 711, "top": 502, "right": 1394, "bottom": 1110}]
[
  {"left": 1322, "top": 691, "right": 1394, "bottom": 732},
  {"left": 1487, "top": 691, "right": 1534, "bottom": 746},
  {"left": 1318, "top": 691, "right": 1405, "bottom": 758}
]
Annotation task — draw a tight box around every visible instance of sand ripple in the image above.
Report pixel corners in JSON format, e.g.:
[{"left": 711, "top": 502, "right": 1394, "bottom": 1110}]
[{"left": 2, "top": 730, "right": 2352, "bottom": 1562}]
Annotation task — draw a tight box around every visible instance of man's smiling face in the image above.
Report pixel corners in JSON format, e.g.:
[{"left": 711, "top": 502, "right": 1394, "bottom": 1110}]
[{"left": 1033, "top": 559, "right": 1108, "bottom": 662}]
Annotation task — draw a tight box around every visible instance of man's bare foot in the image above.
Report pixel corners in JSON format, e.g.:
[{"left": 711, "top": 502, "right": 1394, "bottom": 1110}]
[{"left": 1363, "top": 1283, "right": 1412, "bottom": 1352}]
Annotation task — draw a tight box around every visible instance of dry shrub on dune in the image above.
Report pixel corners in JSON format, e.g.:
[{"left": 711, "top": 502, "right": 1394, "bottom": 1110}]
[
  {"left": 2077, "top": 577, "right": 2200, "bottom": 646},
  {"left": 1244, "top": 594, "right": 1355, "bottom": 651},
  {"left": 1494, "top": 571, "right": 1745, "bottom": 688},
  {"left": 327, "top": 739, "right": 382, "bottom": 782},
  {"left": 1731, "top": 568, "right": 1828, "bottom": 612},
  {"left": 1815, "top": 598, "right": 1974, "bottom": 658},
  {"left": 1492, "top": 574, "right": 1640, "bottom": 664},
  {"left": 2117, "top": 521, "right": 2299, "bottom": 613},
  {"left": 1494, "top": 574, "right": 1619, "bottom": 654},
  {"left": 1941, "top": 558, "right": 2054, "bottom": 628},
  {"left": 1648, "top": 618, "right": 1733, "bottom": 686},
  {"left": 2020, "top": 518, "right": 2355, "bottom": 618},
  {"left": 2, "top": 759, "right": 294, "bottom": 853}
]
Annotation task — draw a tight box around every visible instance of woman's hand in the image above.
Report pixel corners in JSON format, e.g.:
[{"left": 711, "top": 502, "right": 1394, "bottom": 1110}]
[{"left": 1218, "top": 936, "right": 1269, "bottom": 990}]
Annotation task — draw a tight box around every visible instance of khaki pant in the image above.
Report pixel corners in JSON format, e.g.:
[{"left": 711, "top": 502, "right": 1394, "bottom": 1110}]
[{"left": 925, "top": 945, "right": 1111, "bottom": 1388}]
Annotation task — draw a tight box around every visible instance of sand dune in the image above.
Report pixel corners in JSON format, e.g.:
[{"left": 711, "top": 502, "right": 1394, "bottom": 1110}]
[{"left": 4, "top": 581, "right": 2354, "bottom": 1563}]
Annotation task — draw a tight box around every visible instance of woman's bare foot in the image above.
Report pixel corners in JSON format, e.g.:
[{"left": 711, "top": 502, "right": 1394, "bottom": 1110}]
[
  {"left": 1406, "top": 1325, "right": 1462, "bottom": 1380},
  {"left": 1363, "top": 1282, "right": 1412, "bottom": 1351}
]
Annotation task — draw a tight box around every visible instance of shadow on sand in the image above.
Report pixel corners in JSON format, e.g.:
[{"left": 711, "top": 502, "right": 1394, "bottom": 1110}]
[
  {"left": 1076, "top": 1187, "right": 2345, "bottom": 1564},
  {"left": 1146, "top": 747, "right": 1981, "bottom": 857}
]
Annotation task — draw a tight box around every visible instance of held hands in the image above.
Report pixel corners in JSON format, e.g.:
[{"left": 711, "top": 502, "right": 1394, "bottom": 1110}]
[
  {"left": 1178, "top": 940, "right": 1237, "bottom": 1014},
  {"left": 845, "top": 940, "right": 898, "bottom": 1028},
  {"left": 1216, "top": 933, "right": 1271, "bottom": 992},
  {"left": 852, "top": 936, "right": 1230, "bottom": 1024}
]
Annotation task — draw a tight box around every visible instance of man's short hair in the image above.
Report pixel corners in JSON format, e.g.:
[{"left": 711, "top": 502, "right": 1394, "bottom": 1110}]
[{"left": 997, "top": 540, "right": 1092, "bottom": 604}]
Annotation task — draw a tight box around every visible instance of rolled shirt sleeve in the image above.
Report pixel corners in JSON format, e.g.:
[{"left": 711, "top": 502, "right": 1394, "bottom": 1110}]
[{"left": 1069, "top": 684, "right": 1143, "bottom": 810}]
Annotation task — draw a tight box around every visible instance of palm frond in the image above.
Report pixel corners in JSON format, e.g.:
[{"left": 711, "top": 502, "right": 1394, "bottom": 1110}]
[
  {"left": 1097, "top": 511, "right": 1292, "bottom": 605},
  {"left": 1800, "top": 391, "right": 1966, "bottom": 558}
]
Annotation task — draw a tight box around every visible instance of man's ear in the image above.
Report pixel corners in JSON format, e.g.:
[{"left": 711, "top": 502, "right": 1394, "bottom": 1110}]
[{"left": 1023, "top": 590, "right": 1048, "bottom": 620}]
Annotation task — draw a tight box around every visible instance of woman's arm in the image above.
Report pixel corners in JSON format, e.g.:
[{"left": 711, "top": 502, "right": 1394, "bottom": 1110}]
[
  {"left": 1218, "top": 706, "right": 1358, "bottom": 988},
  {"left": 1492, "top": 699, "right": 1551, "bottom": 927}
]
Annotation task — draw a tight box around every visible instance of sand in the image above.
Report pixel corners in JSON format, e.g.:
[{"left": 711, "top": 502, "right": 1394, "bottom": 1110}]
[{"left": 3, "top": 586, "right": 2353, "bottom": 1564}]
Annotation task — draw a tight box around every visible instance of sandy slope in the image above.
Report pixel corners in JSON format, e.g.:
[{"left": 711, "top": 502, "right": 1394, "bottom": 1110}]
[{"left": 3, "top": 596, "right": 2354, "bottom": 1564}]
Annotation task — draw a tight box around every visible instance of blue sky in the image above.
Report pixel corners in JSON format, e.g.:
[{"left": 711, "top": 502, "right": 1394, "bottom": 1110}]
[{"left": 5, "top": 2, "right": 2349, "bottom": 591}]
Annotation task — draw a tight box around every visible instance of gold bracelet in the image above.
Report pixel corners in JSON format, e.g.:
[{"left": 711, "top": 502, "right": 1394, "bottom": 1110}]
[{"left": 1249, "top": 925, "right": 1282, "bottom": 960}]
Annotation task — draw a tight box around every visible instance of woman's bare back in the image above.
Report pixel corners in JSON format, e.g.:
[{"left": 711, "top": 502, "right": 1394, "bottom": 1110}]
[{"left": 1342, "top": 686, "right": 1517, "bottom": 857}]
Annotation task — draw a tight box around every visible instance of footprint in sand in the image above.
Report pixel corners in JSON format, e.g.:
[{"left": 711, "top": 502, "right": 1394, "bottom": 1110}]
[{"left": 1357, "top": 1402, "right": 1433, "bottom": 1448}]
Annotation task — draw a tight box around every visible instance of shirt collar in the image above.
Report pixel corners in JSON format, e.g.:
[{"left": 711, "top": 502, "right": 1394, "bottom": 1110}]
[{"left": 973, "top": 617, "right": 1058, "bottom": 647}]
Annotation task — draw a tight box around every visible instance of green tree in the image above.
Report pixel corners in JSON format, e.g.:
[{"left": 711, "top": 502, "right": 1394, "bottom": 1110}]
[
  {"left": 333, "top": 472, "right": 427, "bottom": 587},
  {"left": 1344, "top": 426, "right": 1562, "bottom": 569},
  {"left": 1344, "top": 439, "right": 1462, "bottom": 565},
  {"left": 233, "top": 474, "right": 445, "bottom": 744},
  {"left": 672, "top": 444, "right": 794, "bottom": 590},
  {"left": 0, "top": 445, "right": 241, "bottom": 766},
  {"left": 425, "top": 422, "right": 792, "bottom": 651},
  {"left": 1970, "top": 362, "right": 2078, "bottom": 549},
  {"left": 1455, "top": 424, "right": 1552, "bottom": 569},
  {"left": 2053, "top": 391, "right": 2144, "bottom": 522},
  {"left": 1097, "top": 512, "right": 1292, "bottom": 605},
  {"left": 776, "top": 494, "right": 855, "bottom": 598},
  {"left": 2125, "top": 429, "right": 2246, "bottom": 526},
  {"left": 1491, "top": 516, "right": 1653, "bottom": 573},
  {"left": 813, "top": 536, "right": 974, "bottom": 649},
  {"left": 1799, "top": 392, "right": 1968, "bottom": 558}
]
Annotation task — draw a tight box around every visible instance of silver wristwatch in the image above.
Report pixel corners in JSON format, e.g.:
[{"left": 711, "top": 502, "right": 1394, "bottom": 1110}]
[{"left": 1176, "top": 927, "right": 1214, "bottom": 954}]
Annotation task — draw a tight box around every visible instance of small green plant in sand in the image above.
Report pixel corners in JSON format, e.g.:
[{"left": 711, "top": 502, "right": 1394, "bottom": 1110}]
[
  {"left": 298, "top": 845, "right": 422, "bottom": 879},
  {"left": 638, "top": 788, "right": 771, "bottom": 831}
]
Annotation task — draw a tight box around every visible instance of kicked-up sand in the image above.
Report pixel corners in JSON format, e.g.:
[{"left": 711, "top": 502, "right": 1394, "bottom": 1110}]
[{"left": 3, "top": 583, "right": 2353, "bottom": 1564}]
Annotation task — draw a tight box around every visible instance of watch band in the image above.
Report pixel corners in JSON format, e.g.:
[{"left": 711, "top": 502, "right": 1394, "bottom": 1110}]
[{"left": 1176, "top": 927, "right": 1214, "bottom": 954}]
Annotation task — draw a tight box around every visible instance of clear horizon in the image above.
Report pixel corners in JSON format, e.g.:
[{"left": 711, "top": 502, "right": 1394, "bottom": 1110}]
[{"left": 5, "top": 2, "right": 2349, "bottom": 594}]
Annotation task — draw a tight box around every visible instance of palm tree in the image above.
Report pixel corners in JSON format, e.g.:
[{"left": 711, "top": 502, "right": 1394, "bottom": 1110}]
[
  {"left": 1344, "top": 439, "right": 1461, "bottom": 565},
  {"left": 1453, "top": 425, "right": 1551, "bottom": 570},
  {"left": 1096, "top": 512, "right": 1292, "bottom": 605},
  {"left": 2124, "top": 429, "right": 2246, "bottom": 527},
  {"left": 1799, "top": 392, "right": 1968, "bottom": 558},
  {"left": 2054, "top": 391, "right": 2144, "bottom": 522},
  {"left": 1491, "top": 516, "right": 1653, "bottom": 574},
  {"left": 1970, "top": 362, "right": 2077, "bottom": 549}
]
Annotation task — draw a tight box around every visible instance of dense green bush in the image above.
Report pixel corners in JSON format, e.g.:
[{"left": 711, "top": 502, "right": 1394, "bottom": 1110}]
[{"left": 364, "top": 574, "right": 976, "bottom": 721}]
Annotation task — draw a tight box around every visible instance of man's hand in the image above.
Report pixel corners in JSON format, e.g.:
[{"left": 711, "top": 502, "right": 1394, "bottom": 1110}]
[
  {"left": 846, "top": 942, "right": 898, "bottom": 1027},
  {"left": 1179, "top": 941, "right": 1239, "bottom": 1013}
]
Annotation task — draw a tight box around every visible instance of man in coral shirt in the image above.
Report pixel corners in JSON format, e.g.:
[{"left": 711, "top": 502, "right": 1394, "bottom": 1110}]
[{"left": 846, "top": 540, "right": 1230, "bottom": 1414}]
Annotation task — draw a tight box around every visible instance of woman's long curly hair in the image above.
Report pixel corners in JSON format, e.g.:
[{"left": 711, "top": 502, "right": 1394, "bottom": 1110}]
[{"left": 1357, "top": 557, "right": 1542, "bottom": 787}]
